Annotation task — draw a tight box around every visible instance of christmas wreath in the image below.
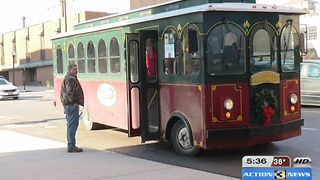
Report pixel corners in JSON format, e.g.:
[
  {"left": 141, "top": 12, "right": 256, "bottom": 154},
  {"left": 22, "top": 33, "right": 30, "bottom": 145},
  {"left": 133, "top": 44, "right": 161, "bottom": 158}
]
[{"left": 254, "top": 89, "right": 278, "bottom": 126}]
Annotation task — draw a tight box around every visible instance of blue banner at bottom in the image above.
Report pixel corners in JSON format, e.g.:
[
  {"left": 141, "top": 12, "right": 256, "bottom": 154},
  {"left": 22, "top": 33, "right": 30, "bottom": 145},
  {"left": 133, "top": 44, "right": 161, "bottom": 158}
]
[{"left": 242, "top": 167, "right": 312, "bottom": 180}]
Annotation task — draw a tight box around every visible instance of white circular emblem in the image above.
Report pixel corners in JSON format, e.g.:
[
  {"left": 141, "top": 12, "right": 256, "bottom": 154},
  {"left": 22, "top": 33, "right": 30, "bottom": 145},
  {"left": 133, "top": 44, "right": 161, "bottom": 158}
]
[{"left": 97, "top": 83, "right": 117, "bottom": 107}]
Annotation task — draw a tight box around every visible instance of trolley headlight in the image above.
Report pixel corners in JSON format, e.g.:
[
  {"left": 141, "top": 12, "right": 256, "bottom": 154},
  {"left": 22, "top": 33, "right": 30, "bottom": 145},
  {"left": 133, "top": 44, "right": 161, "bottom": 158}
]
[
  {"left": 224, "top": 99, "right": 234, "bottom": 110},
  {"left": 289, "top": 94, "right": 298, "bottom": 104}
]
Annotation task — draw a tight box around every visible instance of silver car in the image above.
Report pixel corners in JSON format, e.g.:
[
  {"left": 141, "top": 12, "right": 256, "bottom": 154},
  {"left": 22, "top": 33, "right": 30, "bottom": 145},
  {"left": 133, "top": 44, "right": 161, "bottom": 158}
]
[
  {"left": 0, "top": 78, "right": 19, "bottom": 100},
  {"left": 300, "top": 60, "right": 320, "bottom": 106}
]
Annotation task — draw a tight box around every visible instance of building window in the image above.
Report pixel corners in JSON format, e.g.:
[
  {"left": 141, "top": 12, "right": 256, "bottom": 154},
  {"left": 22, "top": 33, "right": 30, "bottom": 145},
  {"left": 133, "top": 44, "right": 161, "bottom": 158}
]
[{"left": 308, "top": 26, "right": 317, "bottom": 40}]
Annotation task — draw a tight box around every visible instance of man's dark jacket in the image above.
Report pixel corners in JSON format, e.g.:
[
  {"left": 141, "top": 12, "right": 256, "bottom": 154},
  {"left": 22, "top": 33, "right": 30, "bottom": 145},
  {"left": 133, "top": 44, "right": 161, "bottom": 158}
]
[{"left": 60, "top": 72, "right": 84, "bottom": 106}]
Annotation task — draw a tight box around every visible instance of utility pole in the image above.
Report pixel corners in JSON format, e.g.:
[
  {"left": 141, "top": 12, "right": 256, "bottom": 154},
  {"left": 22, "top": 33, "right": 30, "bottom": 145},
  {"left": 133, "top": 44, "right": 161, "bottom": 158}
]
[
  {"left": 61, "top": 0, "right": 67, "bottom": 32},
  {"left": 11, "top": 51, "right": 16, "bottom": 85}
]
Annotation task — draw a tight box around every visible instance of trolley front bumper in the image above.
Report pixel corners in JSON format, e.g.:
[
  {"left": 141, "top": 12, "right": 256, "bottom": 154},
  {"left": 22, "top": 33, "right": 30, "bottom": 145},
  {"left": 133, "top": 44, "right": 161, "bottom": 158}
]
[{"left": 207, "top": 118, "right": 304, "bottom": 139}]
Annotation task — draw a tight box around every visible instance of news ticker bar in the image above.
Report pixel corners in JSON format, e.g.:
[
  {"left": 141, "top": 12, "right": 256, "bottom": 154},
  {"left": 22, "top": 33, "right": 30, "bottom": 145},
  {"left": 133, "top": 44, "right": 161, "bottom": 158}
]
[
  {"left": 242, "top": 156, "right": 312, "bottom": 180},
  {"left": 242, "top": 156, "right": 312, "bottom": 168},
  {"left": 242, "top": 167, "right": 312, "bottom": 180}
]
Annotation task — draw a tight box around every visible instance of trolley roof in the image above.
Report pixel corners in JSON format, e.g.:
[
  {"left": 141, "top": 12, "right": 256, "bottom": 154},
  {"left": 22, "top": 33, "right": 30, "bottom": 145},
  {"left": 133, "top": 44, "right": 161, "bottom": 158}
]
[{"left": 51, "top": 1, "right": 307, "bottom": 40}]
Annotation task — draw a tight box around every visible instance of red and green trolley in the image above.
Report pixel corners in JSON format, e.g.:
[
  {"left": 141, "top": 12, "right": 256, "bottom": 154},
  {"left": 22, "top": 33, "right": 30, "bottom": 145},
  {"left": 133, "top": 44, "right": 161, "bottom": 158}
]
[{"left": 52, "top": 0, "right": 307, "bottom": 156}]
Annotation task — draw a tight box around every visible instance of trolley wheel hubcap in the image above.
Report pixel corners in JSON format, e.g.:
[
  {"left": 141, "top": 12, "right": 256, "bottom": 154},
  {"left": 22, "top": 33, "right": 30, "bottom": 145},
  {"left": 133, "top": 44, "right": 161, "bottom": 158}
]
[{"left": 178, "top": 127, "right": 192, "bottom": 149}]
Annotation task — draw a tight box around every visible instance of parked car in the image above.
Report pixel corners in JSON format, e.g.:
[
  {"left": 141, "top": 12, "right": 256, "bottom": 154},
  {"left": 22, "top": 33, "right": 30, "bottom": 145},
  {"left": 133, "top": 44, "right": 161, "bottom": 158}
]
[
  {"left": 0, "top": 78, "right": 19, "bottom": 100},
  {"left": 300, "top": 60, "right": 320, "bottom": 106}
]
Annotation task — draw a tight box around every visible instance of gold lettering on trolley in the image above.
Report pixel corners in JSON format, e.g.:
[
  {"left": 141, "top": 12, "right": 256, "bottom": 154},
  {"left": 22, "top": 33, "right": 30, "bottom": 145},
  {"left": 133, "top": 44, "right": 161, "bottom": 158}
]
[
  {"left": 119, "top": 16, "right": 129, "bottom": 21},
  {"left": 101, "top": 20, "right": 110, "bottom": 25},
  {"left": 250, "top": 71, "right": 280, "bottom": 85},
  {"left": 140, "top": 10, "right": 152, "bottom": 17}
]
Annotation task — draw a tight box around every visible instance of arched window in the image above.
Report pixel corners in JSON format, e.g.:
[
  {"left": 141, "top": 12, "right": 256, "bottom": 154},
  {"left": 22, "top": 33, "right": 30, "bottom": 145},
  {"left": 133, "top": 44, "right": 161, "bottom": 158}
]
[
  {"left": 281, "top": 22, "right": 300, "bottom": 72},
  {"left": 110, "top": 37, "right": 120, "bottom": 74},
  {"left": 129, "top": 40, "right": 139, "bottom": 83},
  {"left": 182, "top": 25, "right": 200, "bottom": 75},
  {"left": 87, "top": 41, "right": 96, "bottom": 73},
  {"left": 207, "top": 23, "right": 246, "bottom": 75},
  {"left": 163, "top": 28, "right": 178, "bottom": 75},
  {"left": 98, "top": 39, "right": 107, "bottom": 73},
  {"left": 249, "top": 21, "right": 277, "bottom": 73},
  {"left": 68, "top": 44, "right": 75, "bottom": 65},
  {"left": 57, "top": 45, "right": 63, "bottom": 74},
  {"left": 206, "top": 33, "right": 220, "bottom": 74},
  {"left": 77, "top": 42, "right": 85, "bottom": 73}
]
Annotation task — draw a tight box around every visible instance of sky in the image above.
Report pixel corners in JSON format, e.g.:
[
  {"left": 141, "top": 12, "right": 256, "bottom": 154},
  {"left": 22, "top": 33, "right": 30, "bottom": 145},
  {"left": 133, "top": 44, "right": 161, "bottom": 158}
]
[
  {"left": 0, "top": 0, "right": 130, "bottom": 34},
  {"left": 0, "top": 0, "right": 291, "bottom": 34}
]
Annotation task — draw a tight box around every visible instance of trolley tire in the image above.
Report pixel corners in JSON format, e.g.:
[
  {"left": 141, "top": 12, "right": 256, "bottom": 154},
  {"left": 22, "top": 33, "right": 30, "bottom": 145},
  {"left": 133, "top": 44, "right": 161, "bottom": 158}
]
[
  {"left": 171, "top": 121, "right": 199, "bottom": 156},
  {"left": 82, "top": 105, "right": 103, "bottom": 130}
]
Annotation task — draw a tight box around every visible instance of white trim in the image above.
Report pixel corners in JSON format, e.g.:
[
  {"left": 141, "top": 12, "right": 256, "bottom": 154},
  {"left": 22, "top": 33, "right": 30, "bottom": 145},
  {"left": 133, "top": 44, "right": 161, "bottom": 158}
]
[{"left": 51, "top": 3, "right": 307, "bottom": 40}]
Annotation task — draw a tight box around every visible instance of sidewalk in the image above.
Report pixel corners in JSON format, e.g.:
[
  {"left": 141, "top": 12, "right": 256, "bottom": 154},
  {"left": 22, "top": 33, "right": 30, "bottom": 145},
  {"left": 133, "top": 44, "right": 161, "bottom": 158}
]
[
  {"left": 17, "top": 85, "right": 54, "bottom": 93},
  {"left": 0, "top": 130, "right": 240, "bottom": 180}
]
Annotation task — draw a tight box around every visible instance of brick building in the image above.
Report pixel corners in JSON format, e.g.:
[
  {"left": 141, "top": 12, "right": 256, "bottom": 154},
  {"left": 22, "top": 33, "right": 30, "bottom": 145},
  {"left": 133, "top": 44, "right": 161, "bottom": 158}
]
[
  {"left": 130, "top": 0, "right": 171, "bottom": 10},
  {"left": 0, "top": 0, "right": 170, "bottom": 86},
  {"left": 0, "top": 11, "right": 108, "bottom": 86}
]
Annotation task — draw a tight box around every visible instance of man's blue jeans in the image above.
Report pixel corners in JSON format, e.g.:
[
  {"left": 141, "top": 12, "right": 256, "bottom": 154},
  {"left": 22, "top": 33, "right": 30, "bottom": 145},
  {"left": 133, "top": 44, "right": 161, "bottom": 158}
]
[{"left": 64, "top": 105, "right": 79, "bottom": 148}]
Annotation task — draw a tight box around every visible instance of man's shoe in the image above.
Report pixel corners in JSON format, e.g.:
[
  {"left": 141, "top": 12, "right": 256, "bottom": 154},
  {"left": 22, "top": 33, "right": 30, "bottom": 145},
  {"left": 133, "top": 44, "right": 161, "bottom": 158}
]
[{"left": 67, "top": 147, "right": 83, "bottom": 153}]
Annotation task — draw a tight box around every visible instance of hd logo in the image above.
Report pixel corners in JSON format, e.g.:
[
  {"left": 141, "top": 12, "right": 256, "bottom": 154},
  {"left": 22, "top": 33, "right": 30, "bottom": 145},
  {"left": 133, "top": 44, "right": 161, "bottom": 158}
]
[{"left": 274, "top": 170, "right": 287, "bottom": 180}]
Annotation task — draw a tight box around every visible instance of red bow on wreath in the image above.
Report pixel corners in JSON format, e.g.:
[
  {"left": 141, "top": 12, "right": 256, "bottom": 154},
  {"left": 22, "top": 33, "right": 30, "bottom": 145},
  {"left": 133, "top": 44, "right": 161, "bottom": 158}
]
[{"left": 263, "top": 106, "right": 274, "bottom": 126}]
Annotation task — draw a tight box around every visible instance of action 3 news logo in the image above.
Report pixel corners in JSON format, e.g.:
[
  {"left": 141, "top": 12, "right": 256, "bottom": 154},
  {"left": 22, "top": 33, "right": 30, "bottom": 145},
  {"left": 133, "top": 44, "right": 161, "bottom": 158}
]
[
  {"left": 274, "top": 169, "right": 311, "bottom": 180},
  {"left": 242, "top": 168, "right": 311, "bottom": 180},
  {"left": 274, "top": 170, "right": 287, "bottom": 180}
]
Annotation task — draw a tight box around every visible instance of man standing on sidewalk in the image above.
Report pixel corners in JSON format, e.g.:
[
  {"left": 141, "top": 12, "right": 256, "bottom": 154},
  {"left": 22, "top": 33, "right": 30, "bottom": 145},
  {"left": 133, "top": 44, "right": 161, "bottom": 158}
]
[{"left": 60, "top": 64, "right": 84, "bottom": 153}]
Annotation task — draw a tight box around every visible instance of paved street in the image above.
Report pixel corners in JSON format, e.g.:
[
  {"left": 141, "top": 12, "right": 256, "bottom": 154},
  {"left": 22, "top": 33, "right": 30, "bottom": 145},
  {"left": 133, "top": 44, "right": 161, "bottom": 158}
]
[
  {"left": 1, "top": 86, "right": 319, "bottom": 179},
  {"left": 0, "top": 87, "right": 240, "bottom": 180}
]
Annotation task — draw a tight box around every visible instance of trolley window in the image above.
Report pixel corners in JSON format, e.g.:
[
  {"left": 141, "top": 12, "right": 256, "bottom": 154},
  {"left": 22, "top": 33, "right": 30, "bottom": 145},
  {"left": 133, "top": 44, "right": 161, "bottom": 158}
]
[
  {"left": 207, "top": 23, "right": 245, "bottom": 75},
  {"left": 57, "top": 45, "right": 63, "bottom": 74},
  {"left": 281, "top": 21, "right": 300, "bottom": 72},
  {"left": 110, "top": 37, "right": 120, "bottom": 74},
  {"left": 182, "top": 25, "right": 200, "bottom": 75},
  {"left": 87, "top": 41, "right": 96, "bottom": 73},
  {"left": 98, "top": 39, "right": 107, "bottom": 73},
  {"left": 77, "top": 42, "right": 85, "bottom": 73},
  {"left": 249, "top": 21, "right": 277, "bottom": 73},
  {"left": 163, "top": 28, "right": 178, "bottom": 75},
  {"left": 68, "top": 44, "right": 75, "bottom": 65},
  {"left": 129, "top": 40, "right": 139, "bottom": 83}
]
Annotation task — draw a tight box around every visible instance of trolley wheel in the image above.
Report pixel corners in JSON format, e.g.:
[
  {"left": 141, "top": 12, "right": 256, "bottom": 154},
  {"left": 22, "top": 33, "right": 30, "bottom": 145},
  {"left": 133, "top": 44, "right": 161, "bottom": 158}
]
[
  {"left": 82, "top": 105, "right": 103, "bottom": 130},
  {"left": 171, "top": 121, "right": 199, "bottom": 156}
]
